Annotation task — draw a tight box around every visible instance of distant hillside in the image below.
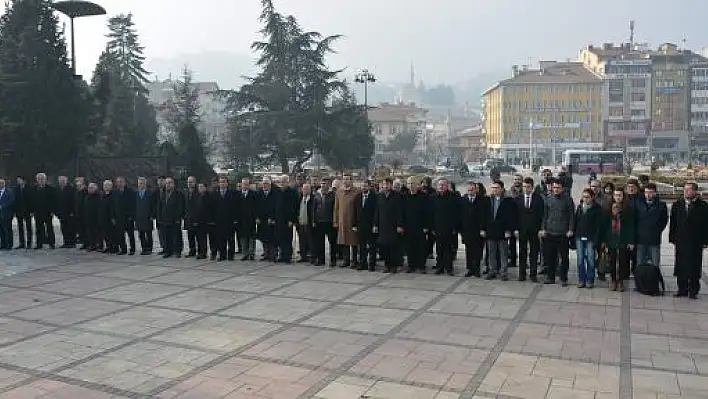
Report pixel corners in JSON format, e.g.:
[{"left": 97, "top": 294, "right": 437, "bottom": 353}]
[{"left": 144, "top": 51, "right": 256, "bottom": 90}]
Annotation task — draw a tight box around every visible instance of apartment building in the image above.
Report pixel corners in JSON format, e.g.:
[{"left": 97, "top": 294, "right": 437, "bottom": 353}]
[
  {"left": 482, "top": 61, "right": 603, "bottom": 164},
  {"left": 690, "top": 57, "right": 708, "bottom": 153},
  {"left": 367, "top": 103, "right": 428, "bottom": 158}
]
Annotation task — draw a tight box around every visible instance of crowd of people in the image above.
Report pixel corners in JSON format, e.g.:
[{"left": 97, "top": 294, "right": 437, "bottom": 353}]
[{"left": 0, "top": 169, "right": 704, "bottom": 299}]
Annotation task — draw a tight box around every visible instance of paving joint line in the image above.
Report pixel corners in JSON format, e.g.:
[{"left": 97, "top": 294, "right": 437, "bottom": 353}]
[
  {"left": 146, "top": 271, "right": 405, "bottom": 397},
  {"left": 619, "top": 288, "right": 633, "bottom": 399},
  {"left": 293, "top": 276, "right": 469, "bottom": 399},
  {"left": 458, "top": 284, "right": 542, "bottom": 399}
]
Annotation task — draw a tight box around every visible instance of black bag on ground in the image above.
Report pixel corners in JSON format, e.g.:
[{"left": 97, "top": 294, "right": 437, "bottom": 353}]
[{"left": 633, "top": 263, "right": 665, "bottom": 296}]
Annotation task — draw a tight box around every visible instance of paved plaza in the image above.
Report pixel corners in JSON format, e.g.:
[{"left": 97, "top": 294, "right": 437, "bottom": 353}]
[{"left": 0, "top": 175, "right": 706, "bottom": 398}]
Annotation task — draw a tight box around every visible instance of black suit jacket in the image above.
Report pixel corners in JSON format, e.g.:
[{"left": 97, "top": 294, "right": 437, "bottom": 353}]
[
  {"left": 353, "top": 191, "right": 377, "bottom": 232},
  {"left": 514, "top": 192, "right": 544, "bottom": 235},
  {"left": 460, "top": 194, "right": 488, "bottom": 243},
  {"left": 486, "top": 196, "right": 516, "bottom": 240}
]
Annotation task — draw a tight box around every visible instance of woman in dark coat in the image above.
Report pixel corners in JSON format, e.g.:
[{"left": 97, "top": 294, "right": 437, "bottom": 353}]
[{"left": 600, "top": 188, "right": 635, "bottom": 292}]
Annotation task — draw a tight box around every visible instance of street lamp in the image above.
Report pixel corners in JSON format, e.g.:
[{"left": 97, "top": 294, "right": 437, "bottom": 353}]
[
  {"left": 51, "top": 1, "right": 106, "bottom": 77},
  {"left": 354, "top": 69, "right": 376, "bottom": 117}
]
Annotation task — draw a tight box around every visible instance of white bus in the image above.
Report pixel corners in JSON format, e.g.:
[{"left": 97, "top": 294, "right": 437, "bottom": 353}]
[{"left": 562, "top": 150, "right": 624, "bottom": 174}]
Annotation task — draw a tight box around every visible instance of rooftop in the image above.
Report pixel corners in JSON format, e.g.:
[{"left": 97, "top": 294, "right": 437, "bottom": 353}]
[
  {"left": 368, "top": 103, "right": 427, "bottom": 123},
  {"left": 484, "top": 62, "right": 601, "bottom": 95}
]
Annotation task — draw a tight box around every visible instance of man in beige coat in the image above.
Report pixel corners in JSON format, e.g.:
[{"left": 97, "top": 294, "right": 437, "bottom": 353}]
[{"left": 333, "top": 174, "right": 359, "bottom": 267}]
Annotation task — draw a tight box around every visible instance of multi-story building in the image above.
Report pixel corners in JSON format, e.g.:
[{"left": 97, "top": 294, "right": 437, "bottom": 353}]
[
  {"left": 690, "top": 56, "right": 708, "bottom": 154},
  {"left": 449, "top": 125, "right": 485, "bottom": 163},
  {"left": 482, "top": 61, "right": 604, "bottom": 164},
  {"left": 368, "top": 103, "right": 427, "bottom": 160},
  {"left": 580, "top": 43, "right": 652, "bottom": 160}
]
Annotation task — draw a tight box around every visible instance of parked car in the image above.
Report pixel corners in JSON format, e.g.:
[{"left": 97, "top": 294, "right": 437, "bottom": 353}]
[{"left": 408, "top": 165, "right": 432, "bottom": 174}]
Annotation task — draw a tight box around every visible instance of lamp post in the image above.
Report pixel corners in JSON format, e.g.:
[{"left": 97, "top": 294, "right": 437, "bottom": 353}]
[
  {"left": 354, "top": 69, "right": 376, "bottom": 118},
  {"left": 51, "top": 1, "right": 106, "bottom": 77}
]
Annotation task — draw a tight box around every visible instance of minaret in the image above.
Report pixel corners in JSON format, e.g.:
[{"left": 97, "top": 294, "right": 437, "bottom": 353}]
[
  {"left": 629, "top": 20, "right": 635, "bottom": 48},
  {"left": 410, "top": 63, "right": 415, "bottom": 86}
]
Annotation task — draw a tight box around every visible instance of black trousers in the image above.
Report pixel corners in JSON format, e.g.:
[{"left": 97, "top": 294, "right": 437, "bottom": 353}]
[
  {"left": 297, "top": 225, "right": 312, "bottom": 260},
  {"left": 0, "top": 216, "right": 12, "bottom": 249},
  {"left": 312, "top": 222, "right": 337, "bottom": 263},
  {"left": 358, "top": 230, "right": 377, "bottom": 267},
  {"left": 464, "top": 235, "right": 484, "bottom": 274},
  {"left": 75, "top": 217, "right": 86, "bottom": 245},
  {"left": 163, "top": 224, "right": 181, "bottom": 255},
  {"left": 35, "top": 217, "right": 55, "bottom": 247},
  {"left": 208, "top": 226, "right": 219, "bottom": 257},
  {"left": 518, "top": 233, "right": 540, "bottom": 278},
  {"left": 138, "top": 230, "right": 153, "bottom": 252},
  {"left": 59, "top": 216, "right": 76, "bottom": 245},
  {"left": 379, "top": 240, "right": 401, "bottom": 271},
  {"left": 508, "top": 236, "right": 517, "bottom": 266},
  {"left": 186, "top": 228, "right": 198, "bottom": 254},
  {"left": 116, "top": 221, "right": 135, "bottom": 252},
  {"left": 235, "top": 229, "right": 242, "bottom": 252},
  {"left": 157, "top": 225, "right": 166, "bottom": 252},
  {"left": 16, "top": 215, "right": 32, "bottom": 247},
  {"left": 100, "top": 222, "right": 116, "bottom": 250},
  {"left": 85, "top": 223, "right": 100, "bottom": 249},
  {"left": 435, "top": 234, "right": 455, "bottom": 273},
  {"left": 277, "top": 224, "right": 293, "bottom": 261},
  {"left": 543, "top": 234, "right": 569, "bottom": 281},
  {"left": 195, "top": 225, "right": 208, "bottom": 256},
  {"left": 677, "top": 276, "right": 701, "bottom": 296},
  {"left": 216, "top": 225, "right": 235, "bottom": 259},
  {"left": 406, "top": 233, "right": 426, "bottom": 271}
]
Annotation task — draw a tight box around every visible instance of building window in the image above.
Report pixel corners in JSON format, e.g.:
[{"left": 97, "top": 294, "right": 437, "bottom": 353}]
[
  {"left": 631, "top": 79, "right": 646, "bottom": 88},
  {"left": 631, "top": 109, "right": 645, "bottom": 117},
  {"left": 631, "top": 92, "right": 646, "bottom": 102},
  {"left": 609, "top": 80, "right": 623, "bottom": 91},
  {"left": 609, "top": 93, "right": 624, "bottom": 103},
  {"left": 609, "top": 107, "right": 624, "bottom": 117}
]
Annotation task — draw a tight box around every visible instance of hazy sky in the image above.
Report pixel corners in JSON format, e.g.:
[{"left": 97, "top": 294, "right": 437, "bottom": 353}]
[{"left": 32, "top": 0, "right": 708, "bottom": 84}]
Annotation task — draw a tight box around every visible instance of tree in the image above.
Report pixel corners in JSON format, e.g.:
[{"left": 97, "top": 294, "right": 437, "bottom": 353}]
[
  {"left": 166, "top": 66, "right": 213, "bottom": 180},
  {"left": 225, "top": 0, "right": 344, "bottom": 174},
  {"left": 386, "top": 130, "right": 419, "bottom": 154},
  {"left": 319, "top": 87, "right": 374, "bottom": 172},
  {"left": 0, "top": 0, "right": 92, "bottom": 176},
  {"left": 89, "top": 14, "right": 158, "bottom": 156},
  {"left": 106, "top": 13, "right": 149, "bottom": 93}
]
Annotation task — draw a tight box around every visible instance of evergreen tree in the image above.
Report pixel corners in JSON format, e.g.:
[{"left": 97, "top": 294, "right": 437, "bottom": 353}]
[
  {"left": 89, "top": 14, "right": 158, "bottom": 156},
  {"left": 320, "top": 87, "right": 374, "bottom": 172},
  {"left": 226, "top": 0, "right": 344, "bottom": 173},
  {"left": 166, "top": 66, "right": 213, "bottom": 179},
  {"left": 0, "top": 0, "right": 91, "bottom": 176}
]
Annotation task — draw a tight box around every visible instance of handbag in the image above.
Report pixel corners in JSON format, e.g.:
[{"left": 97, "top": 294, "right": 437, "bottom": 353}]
[{"left": 597, "top": 249, "right": 609, "bottom": 275}]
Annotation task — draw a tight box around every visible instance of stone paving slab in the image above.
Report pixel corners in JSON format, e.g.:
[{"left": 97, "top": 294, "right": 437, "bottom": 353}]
[{"left": 0, "top": 183, "right": 706, "bottom": 397}]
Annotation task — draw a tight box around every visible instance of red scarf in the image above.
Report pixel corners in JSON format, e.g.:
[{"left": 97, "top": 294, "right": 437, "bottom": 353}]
[{"left": 611, "top": 216, "right": 620, "bottom": 232}]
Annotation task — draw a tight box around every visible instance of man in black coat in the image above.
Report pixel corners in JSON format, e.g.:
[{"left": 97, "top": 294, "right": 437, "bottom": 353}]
[
  {"left": 238, "top": 178, "right": 258, "bottom": 261},
  {"left": 353, "top": 179, "right": 377, "bottom": 271},
  {"left": 134, "top": 177, "right": 155, "bottom": 255},
  {"left": 157, "top": 177, "right": 185, "bottom": 258},
  {"left": 374, "top": 178, "right": 404, "bottom": 273},
  {"left": 432, "top": 178, "right": 459, "bottom": 276},
  {"left": 183, "top": 176, "right": 199, "bottom": 257},
  {"left": 514, "top": 177, "right": 544, "bottom": 282},
  {"left": 669, "top": 182, "right": 708, "bottom": 299},
  {"left": 403, "top": 177, "right": 431, "bottom": 273},
  {"left": 113, "top": 177, "right": 136, "bottom": 255},
  {"left": 194, "top": 182, "right": 215, "bottom": 259},
  {"left": 74, "top": 177, "right": 88, "bottom": 249},
  {"left": 33, "top": 173, "right": 57, "bottom": 249},
  {"left": 214, "top": 176, "right": 236, "bottom": 261},
  {"left": 295, "top": 183, "right": 314, "bottom": 263},
  {"left": 99, "top": 180, "right": 117, "bottom": 253},
  {"left": 155, "top": 176, "right": 167, "bottom": 255},
  {"left": 56, "top": 176, "right": 76, "bottom": 248},
  {"left": 83, "top": 183, "right": 101, "bottom": 251},
  {"left": 484, "top": 180, "right": 516, "bottom": 281},
  {"left": 311, "top": 179, "right": 337, "bottom": 266},
  {"left": 276, "top": 175, "right": 299, "bottom": 263},
  {"left": 258, "top": 178, "right": 279, "bottom": 262},
  {"left": 13, "top": 176, "right": 33, "bottom": 249},
  {"left": 460, "top": 181, "right": 488, "bottom": 278},
  {"left": 635, "top": 183, "right": 668, "bottom": 268}
]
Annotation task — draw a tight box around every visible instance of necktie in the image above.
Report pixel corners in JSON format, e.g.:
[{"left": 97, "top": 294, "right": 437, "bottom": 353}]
[
  {"left": 363, "top": 194, "right": 367, "bottom": 207},
  {"left": 525, "top": 195, "right": 530, "bottom": 209},
  {"left": 243, "top": 191, "right": 247, "bottom": 198},
  {"left": 494, "top": 197, "right": 499, "bottom": 218}
]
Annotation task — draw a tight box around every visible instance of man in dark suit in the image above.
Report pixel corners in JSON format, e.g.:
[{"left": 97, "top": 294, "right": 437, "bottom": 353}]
[
  {"left": 194, "top": 182, "right": 215, "bottom": 259},
  {"left": 113, "top": 176, "right": 136, "bottom": 255},
  {"left": 214, "top": 176, "right": 236, "bottom": 261},
  {"left": 514, "top": 177, "right": 544, "bottom": 282},
  {"left": 157, "top": 177, "right": 185, "bottom": 258},
  {"left": 238, "top": 178, "right": 258, "bottom": 261},
  {"left": 56, "top": 176, "right": 76, "bottom": 248},
  {"left": 276, "top": 175, "right": 299, "bottom": 263},
  {"left": 134, "top": 177, "right": 155, "bottom": 255},
  {"left": 0, "top": 179, "right": 15, "bottom": 250},
  {"left": 183, "top": 176, "right": 199, "bottom": 257},
  {"left": 461, "top": 181, "right": 488, "bottom": 277},
  {"left": 432, "top": 178, "right": 459, "bottom": 276},
  {"left": 74, "top": 177, "right": 88, "bottom": 248},
  {"left": 353, "top": 179, "right": 377, "bottom": 271},
  {"left": 374, "top": 178, "right": 405, "bottom": 273},
  {"left": 33, "top": 173, "right": 57, "bottom": 249},
  {"left": 669, "top": 182, "right": 708, "bottom": 299},
  {"left": 295, "top": 183, "right": 314, "bottom": 263},
  {"left": 403, "top": 177, "right": 431, "bottom": 273},
  {"left": 258, "top": 178, "right": 279, "bottom": 262},
  {"left": 83, "top": 183, "right": 101, "bottom": 251},
  {"left": 484, "top": 180, "right": 516, "bottom": 281},
  {"left": 13, "top": 176, "right": 32, "bottom": 249}
]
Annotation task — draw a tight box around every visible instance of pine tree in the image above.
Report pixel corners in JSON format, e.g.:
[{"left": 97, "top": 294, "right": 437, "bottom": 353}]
[
  {"left": 0, "top": 0, "right": 91, "bottom": 176},
  {"left": 166, "top": 66, "right": 213, "bottom": 180},
  {"left": 89, "top": 14, "right": 158, "bottom": 156}
]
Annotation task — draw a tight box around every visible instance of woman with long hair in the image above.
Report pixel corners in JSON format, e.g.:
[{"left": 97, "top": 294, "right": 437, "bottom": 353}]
[{"left": 600, "top": 188, "right": 635, "bottom": 291}]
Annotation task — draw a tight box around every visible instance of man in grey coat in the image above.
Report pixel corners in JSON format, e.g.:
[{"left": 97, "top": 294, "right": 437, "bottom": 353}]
[{"left": 539, "top": 178, "right": 575, "bottom": 286}]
